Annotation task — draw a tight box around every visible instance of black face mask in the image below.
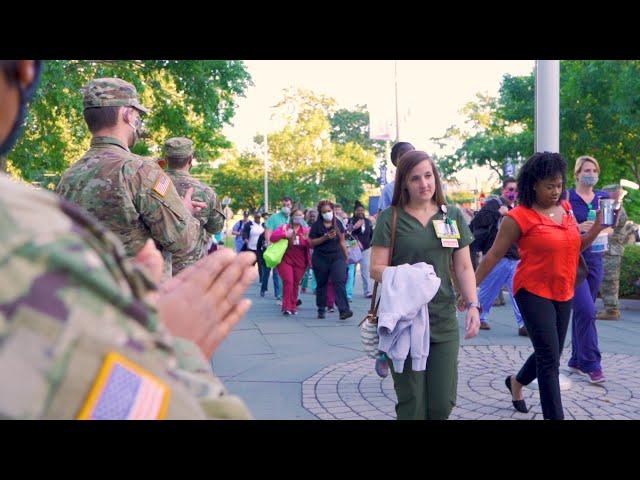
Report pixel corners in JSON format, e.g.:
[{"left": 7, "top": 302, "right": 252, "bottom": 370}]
[{"left": 0, "top": 61, "right": 42, "bottom": 157}]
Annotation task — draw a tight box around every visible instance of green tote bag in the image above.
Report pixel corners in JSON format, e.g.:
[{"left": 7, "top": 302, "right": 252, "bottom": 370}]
[{"left": 263, "top": 239, "right": 288, "bottom": 268}]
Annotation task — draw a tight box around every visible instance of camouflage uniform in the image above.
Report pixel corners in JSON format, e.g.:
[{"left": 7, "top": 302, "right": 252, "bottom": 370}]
[
  {"left": 56, "top": 78, "right": 207, "bottom": 277},
  {"left": 0, "top": 175, "right": 251, "bottom": 419},
  {"left": 164, "top": 137, "right": 225, "bottom": 273},
  {"left": 597, "top": 206, "right": 638, "bottom": 319}
]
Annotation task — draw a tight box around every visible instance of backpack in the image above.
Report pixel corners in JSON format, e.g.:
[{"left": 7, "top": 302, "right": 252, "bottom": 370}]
[{"left": 469, "top": 197, "right": 503, "bottom": 253}]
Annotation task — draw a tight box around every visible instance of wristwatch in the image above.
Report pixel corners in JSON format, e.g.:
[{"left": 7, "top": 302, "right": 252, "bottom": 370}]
[{"left": 466, "top": 301, "right": 482, "bottom": 313}]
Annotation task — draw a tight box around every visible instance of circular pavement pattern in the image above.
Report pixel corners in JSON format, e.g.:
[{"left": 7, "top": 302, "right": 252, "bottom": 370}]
[{"left": 302, "top": 345, "right": 640, "bottom": 420}]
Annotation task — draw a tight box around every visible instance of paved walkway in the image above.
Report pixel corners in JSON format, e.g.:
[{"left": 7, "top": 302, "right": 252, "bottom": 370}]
[{"left": 212, "top": 272, "right": 640, "bottom": 420}]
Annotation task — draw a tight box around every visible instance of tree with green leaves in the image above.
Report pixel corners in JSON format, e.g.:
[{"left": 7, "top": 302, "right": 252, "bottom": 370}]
[
  {"left": 193, "top": 152, "right": 265, "bottom": 213},
  {"left": 203, "top": 88, "right": 379, "bottom": 214},
  {"left": 432, "top": 61, "right": 640, "bottom": 220},
  {"left": 432, "top": 87, "right": 532, "bottom": 181},
  {"left": 329, "top": 105, "right": 386, "bottom": 156},
  {"left": 6, "top": 60, "right": 252, "bottom": 188},
  {"left": 266, "top": 88, "right": 378, "bottom": 212}
]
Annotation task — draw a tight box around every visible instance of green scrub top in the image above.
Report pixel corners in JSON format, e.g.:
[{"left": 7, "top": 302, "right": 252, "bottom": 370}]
[{"left": 371, "top": 204, "right": 475, "bottom": 343}]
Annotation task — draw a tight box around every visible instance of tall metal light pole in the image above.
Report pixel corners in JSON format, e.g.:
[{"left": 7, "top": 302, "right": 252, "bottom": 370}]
[
  {"left": 535, "top": 60, "right": 560, "bottom": 153},
  {"left": 263, "top": 132, "right": 269, "bottom": 213},
  {"left": 394, "top": 60, "right": 400, "bottom": 142},
  {"left": 534, "top": 60, "right": 573, "bottom": 392}
]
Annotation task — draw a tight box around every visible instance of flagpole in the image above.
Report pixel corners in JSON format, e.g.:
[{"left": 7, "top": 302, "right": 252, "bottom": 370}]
[{"left": 394, "top": 60, "right": 400, "bottom": 142}]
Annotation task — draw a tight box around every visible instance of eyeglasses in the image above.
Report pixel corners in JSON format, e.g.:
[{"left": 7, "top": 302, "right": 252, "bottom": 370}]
[{"left": 505, "top": 187, "right": 516, "bottom": 192}]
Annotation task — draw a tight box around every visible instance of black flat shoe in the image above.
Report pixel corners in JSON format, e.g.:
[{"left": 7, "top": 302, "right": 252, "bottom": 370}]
[
  {"left": 505, "top": 376, "right": 529, "bottom": 413},
  {"left": 339, "top": 310, "right": 354, "bottom": 320}
]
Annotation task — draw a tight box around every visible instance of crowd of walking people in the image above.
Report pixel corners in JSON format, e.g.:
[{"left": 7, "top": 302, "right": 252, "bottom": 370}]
[
  {"left": 236, "top": 196, "right": 376, "bottom": 321},
  {"left": 1, "top": 59, "right": 638, "bottom": 421}
]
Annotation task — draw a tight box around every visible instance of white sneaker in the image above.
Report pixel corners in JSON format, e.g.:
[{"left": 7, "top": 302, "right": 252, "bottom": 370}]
[{"left": 569, "top": 366, "right": 588, "bottom": 376}]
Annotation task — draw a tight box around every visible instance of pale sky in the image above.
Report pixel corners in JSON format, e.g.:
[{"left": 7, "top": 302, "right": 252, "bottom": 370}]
[{"left": 223, "top": 60, "right": 535, "bottom": 191}]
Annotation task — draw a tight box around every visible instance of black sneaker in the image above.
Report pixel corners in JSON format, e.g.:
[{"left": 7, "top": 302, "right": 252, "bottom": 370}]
[
  {"left": 339, "top": 310, "right": 354, "bottom": 320},
  {"left": 296, "top": 299, "right": 302, "bottom": 306},
  {"left": 283, "top": 310, "right": 292, "bottom": 316},
  {"left": 317, "top": 310, "right": 326, "bottom": 319}
]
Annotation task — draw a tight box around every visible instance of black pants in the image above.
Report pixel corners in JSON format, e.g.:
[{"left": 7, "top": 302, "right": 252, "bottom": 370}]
[
  {"left": 312, "top": 252, "right": 349, "bottom": 314},
  {"left": 514, "top": 289, "right": 572, "bottom": 420},
  {"left": 254, "top": 249, "right": 270, "bottom": 293}
]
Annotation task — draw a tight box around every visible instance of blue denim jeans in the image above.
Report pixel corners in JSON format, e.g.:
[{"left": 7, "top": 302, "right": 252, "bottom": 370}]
[
  {"left": 346, "top": 264, "right": 355, "bottom": 299},
  {"left": 272, "top": 267, "right": 282, "bottom": 299},
  {"left": 478, "top": 257, "right": 523, "bottom": 327}
]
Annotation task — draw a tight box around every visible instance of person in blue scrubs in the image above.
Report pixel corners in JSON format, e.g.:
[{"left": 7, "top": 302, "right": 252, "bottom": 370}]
[{"left": 567, "top": 156, "right": 621, "bottom": 384}]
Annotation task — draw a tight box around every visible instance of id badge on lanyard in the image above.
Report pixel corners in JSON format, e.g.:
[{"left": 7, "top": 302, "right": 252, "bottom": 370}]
[{"left": 433, "top": 205, "right": 460, "bottom": 248}]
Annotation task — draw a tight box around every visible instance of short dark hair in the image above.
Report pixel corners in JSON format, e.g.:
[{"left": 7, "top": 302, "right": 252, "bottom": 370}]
[
  {"left": 83, "top": 106, "right": 120, "bottom": 134},
  {"left": 390, "top": 141, "right": 415, "bottom": 166},
  {"left": 502, "top": 177, "right": 516, "bottom": 189},
  {"left": 167, "top": 155, "right": 192, "bottom": 170},
  {"left": 282, "top": 196, "right": 293, "bottom": 203},
  {"left": 516, "top": 152, "right": 567, "bottom": 208}
]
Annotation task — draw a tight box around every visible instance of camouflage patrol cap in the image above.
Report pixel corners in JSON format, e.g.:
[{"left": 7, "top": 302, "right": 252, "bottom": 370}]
[
  {"left": 164, "top": 137, "right": 194, "bottom": 159},
  {"left": 83, "top": 78, "right": 150, "bottom": 114}
]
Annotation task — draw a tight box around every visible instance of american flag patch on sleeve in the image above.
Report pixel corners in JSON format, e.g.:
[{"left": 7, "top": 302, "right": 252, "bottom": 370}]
[
  {"left": 152, "top": 174, "right": 171, "bottom": 197},
  {"left": 77, "top": 352, "right": 171, "bottom": 420}
]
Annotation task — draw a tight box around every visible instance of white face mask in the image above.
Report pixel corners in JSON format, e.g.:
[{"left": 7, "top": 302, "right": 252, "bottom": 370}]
[
  {"left": 282, "top": 206, "right": 291, "bottom": 216},
  {"left": 322, "top": 212, "right": 333, "bottom": 222},
  {"left": 293, "top": 216, "right": 304, "bottom": 225}
]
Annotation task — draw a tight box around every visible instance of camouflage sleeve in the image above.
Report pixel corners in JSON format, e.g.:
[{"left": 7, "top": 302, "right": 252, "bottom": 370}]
[
  {"left": 168, "top": 337, "right": 252, "bottom": 419},
  {"left": 202, "top": 187, "right": 226, "bottom": 235},
  {"left": 0, "top": 179, "right": 249, "bottom": 419},
  {"left": 615, "top": 207, "right": 629, "bottom": 231},
  {"left": 132, "top": 161, "right": 207, "bottom": 274}
]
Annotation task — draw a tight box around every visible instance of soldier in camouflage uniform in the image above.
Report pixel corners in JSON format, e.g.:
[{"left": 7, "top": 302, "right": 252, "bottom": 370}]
[
  {"left": 56, "top": 78, "right": 208, "bottom": 277},
  {"left": 0, "top": 60, "right": 257, "bottom": 419},
  {"left": 164, "top": 137, "right": 225, "bottom": 273},
  {"left": 597, "top": 205, "right": 638, "bottom": 320}
]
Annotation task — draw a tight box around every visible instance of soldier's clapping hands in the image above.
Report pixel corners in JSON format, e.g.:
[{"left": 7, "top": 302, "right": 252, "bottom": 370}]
[{"left": 157, "top": 249, "right": 258, "bottom": 358}]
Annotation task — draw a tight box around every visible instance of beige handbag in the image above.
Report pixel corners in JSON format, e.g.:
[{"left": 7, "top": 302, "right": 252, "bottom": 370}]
[{"left": 359, "top": 207, "right": 398, "bottom": 358}]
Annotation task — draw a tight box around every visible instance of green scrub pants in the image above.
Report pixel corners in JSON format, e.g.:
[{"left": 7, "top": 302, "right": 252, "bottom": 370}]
[{"left": 389, "top": 339, "right": 459, "bottom": 420}]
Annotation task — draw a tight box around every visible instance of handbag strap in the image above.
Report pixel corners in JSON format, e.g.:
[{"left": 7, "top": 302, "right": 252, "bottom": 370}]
[{"left": 368, "top": 206, "right": 398, "bottom": 318}]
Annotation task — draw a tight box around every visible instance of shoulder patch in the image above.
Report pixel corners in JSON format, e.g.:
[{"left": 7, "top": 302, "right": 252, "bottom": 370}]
[
  {"left": 152, "top": 174, "right": 172, "bottom": 198},
  {"left": 77, "top": 351, "right": 171, "bottom": 420}
]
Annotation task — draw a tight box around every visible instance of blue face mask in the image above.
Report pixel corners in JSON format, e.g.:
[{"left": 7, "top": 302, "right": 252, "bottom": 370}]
[
  {"left": 0, "top": 61, "right": 42, "bottom": 157},
  {"left": 580, "top": 175, "right": 599, "bottom": 187}
]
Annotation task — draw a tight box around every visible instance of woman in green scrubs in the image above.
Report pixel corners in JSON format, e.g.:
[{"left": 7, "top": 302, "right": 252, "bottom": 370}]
[{"left": 371, "top": 150, "right": 481, "bottom": 420}]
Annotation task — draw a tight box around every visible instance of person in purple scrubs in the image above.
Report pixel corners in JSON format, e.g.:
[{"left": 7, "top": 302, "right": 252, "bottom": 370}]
[{"left": 567, "top": 156, "right": 622, "bottom": 384}]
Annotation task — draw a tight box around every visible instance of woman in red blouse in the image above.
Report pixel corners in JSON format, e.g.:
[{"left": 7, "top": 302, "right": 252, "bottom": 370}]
[{"left": 475, "top": 152, "right": 606, "bottom": 420}]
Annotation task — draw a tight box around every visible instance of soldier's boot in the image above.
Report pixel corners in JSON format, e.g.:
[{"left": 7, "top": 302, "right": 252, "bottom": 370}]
[{"left": 596, "top": 309, "right": 620, "bottom": 320}]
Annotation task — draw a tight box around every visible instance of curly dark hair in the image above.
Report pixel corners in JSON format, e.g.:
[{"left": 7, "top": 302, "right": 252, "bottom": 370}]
[{"left": 516, "top": 152, "right": 567, "bottom": 208}]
